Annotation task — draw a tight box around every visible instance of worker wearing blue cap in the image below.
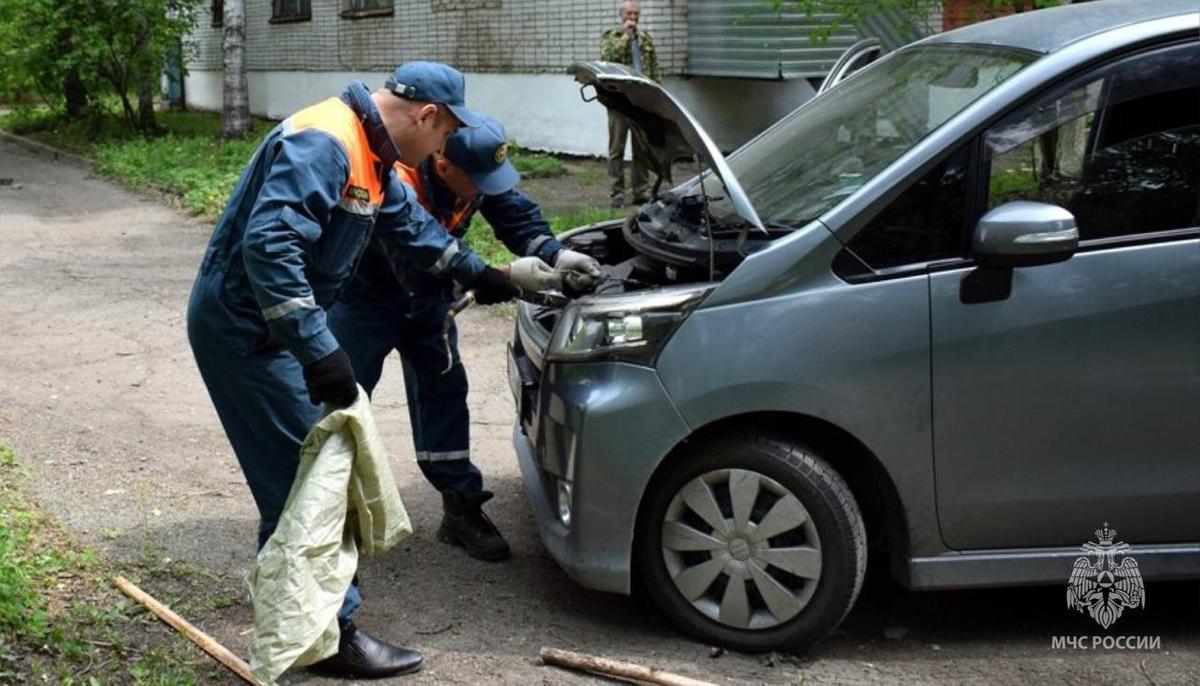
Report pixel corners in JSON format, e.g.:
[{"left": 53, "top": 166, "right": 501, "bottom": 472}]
[
  {"left": 327, "top": 115, "right": 602, "bottom": 562},
  {"left": 187, "top": 63, "right": 559, "bottom": 680}
]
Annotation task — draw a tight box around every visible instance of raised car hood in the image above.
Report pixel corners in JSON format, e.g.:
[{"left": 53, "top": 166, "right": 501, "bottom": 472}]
[{"left": 568, "top": 61, "right": 766, "bottom": 234}]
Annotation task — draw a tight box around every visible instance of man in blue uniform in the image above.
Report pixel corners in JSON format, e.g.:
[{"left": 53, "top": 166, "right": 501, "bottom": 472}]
[
  {"left": 186, "top": 63, "right": 555, "bottom": 679},
  {"left": 328, "top": 116, "right": 602, "bottom": 562}
]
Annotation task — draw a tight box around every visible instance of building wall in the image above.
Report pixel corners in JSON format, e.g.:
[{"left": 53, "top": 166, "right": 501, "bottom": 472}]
[
  {"left": 188, "top": 0, "right": 687, "bottom": 74},
  {"left": 186, "top": 1, "right": 822, "bottom": 154},
  {"left": 941, "top": 0, "right": 1034, "bottom": 30},
  {"left": 183, "top": 68, "right": 817, "bottom": 155}
]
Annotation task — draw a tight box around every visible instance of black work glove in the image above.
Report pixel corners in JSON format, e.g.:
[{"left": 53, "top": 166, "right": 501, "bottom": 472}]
[
  {"left": 302, "top": 348, "right": 358, "bottom": 408},
  {"left": 471, "top": 266, "right": 518, "bottom": 305}
]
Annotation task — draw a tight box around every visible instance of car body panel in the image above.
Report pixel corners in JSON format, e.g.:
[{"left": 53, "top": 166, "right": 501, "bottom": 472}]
[
  {"left": 922, "top": 0, "right": 1200, "bottom": 54},
  {"left": 511, "top": 349, "right": 691, "bottom": 594},
  {"left": 909, "top": 544, "right": 1200, "bottom": 590},
  {"left": 512, "top": 2, "right": 1200, "bottom": 602},
  {"left": 932, "top": 238, "right": 1200, "bottom": 549},
  {"left": 656, "top": 229, "right": 941, "bottom": 559}
]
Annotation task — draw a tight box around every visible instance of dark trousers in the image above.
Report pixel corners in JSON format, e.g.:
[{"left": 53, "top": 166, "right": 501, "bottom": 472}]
[
  {"left": 187, "top": 271, "right": 362, "bottom": 619},
  {"left": 607, "top": 111, "right": 652, "bottom": 202},
  {"left": 326, "top": 294, "right": 483, "bottom": 495}
]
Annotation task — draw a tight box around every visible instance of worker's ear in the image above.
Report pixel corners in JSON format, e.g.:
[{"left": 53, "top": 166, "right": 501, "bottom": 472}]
[
  {"left": 415, "top": 103, "right": 439, "bottom": 128},
  {"left": 434, "top": 155, "right": 450, "bottom": 178}
]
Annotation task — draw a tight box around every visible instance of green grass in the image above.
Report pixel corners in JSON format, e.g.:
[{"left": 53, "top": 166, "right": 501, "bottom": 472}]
[
  {"left": 92, "top": 131, "right": 268, "bottom": 217},
  {"left": 0, "top": 104, "right": 272, "bottom": 217},
  {"left": 507, "top": 142, "right": 566, "bottom": 178},
  {"left": 0, "top": 445, "right": 84, "bottom": 663},
  {"left": 1, "top": 106, "right": 592, "bottom": 223},
  {"left": 3, "top": 105, "right": 618, "bottom": 269},
  {"left": 0, "top": 445, "right": 215, "bottom": 684},
  {"left": 463, "top": 206, "right": 628, "bottom": 265},
  {"left": 988, "top": 166, "right": 1038, "bottom": 203},
  {"left": 4, "top": 103, "right": 621, "bottom": 241}
]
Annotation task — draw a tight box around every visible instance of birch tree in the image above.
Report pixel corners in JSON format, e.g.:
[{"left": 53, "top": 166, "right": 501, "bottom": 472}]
[{"left": 221, "top": 0, "right": 250, "bottom": 138}]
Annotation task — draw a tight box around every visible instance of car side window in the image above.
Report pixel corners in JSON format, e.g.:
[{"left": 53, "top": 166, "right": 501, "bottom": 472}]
[
  {"left": 984, "top": 41, "right": 1200, "bottom": 241},
  {"left": 844, "top": 145, "right": 970, "bottom": 270}
]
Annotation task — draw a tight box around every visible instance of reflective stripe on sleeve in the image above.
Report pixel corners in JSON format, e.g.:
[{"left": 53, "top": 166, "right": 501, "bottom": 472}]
[
  {"left": 261, "top": 295, "right": 317, "bottom": 321},
  {"left": 525, "top": 234, "right": 553, "bottom": 257},
  {"left": 430, "top": 241, "right": 460, "bottom": 274}
]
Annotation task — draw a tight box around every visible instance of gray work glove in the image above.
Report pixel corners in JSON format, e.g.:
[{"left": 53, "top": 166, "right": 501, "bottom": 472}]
[
  {"left": 554, "top": 249, "right": 603, "bottom": 294},
  {"left": 509, "top": 256, "right": 561, "bottom": 293}
]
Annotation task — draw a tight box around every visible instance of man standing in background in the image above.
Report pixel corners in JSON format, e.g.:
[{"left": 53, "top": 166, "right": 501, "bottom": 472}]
[{"left": 601, "top": 0, "right": 659, "bottom": 208}]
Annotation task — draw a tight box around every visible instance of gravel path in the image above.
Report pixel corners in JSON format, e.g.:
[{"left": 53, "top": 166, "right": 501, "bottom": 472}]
[{"left": 1, "top": 138, "right": 1196, "bottom": 685}]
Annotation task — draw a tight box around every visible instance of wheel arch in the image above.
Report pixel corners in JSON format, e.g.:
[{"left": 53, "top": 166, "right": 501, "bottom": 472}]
[{"left": 631, "top": 411, "right": 911, "bottom": 587}]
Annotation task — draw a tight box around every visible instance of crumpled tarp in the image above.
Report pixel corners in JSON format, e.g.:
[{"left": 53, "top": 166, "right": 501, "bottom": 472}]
[{"left": 248, "top": 388, "right": 412, "bottom": 685}]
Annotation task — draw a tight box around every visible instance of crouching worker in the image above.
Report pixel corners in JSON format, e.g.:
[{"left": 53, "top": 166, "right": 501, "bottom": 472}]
[
  {"left": 186, "top": 62, "right": 523, "bottom": 679},
  {"left": 327, "top": 115, "right": 603, "bottom": 561}
]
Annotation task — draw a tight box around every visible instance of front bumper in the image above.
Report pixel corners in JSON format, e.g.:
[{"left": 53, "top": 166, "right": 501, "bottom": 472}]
[{"left": 509, "top": 325, "right": 691, "bottom": 595}]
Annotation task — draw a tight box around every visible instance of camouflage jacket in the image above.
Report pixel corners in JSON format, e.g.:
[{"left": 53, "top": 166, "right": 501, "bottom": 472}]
[{"left": 600, "top": 27, "right": 660, "bottom": 82}]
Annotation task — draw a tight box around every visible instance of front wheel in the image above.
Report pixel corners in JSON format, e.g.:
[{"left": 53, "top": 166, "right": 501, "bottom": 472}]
[{"left": 636, "top": 432, "right": 867, "bottom": 652}]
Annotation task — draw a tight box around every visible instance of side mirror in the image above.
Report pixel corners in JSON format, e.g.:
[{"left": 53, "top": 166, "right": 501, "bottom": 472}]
[{"left": 972, "top": 201, "right": 1078, "bottom": 269}]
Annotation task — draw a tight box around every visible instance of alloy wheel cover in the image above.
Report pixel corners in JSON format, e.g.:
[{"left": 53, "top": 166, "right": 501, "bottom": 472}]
[{"left": 661, "top": 468, "right": 823, "bottom": 630}]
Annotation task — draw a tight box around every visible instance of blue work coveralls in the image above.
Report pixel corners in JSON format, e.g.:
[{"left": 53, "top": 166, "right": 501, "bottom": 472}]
[
  {"left": 326, "top": 161, "right": 563, "bottom": 495},
  {"left": 186, "top": 82, "right": 485, "bottom": 618}
]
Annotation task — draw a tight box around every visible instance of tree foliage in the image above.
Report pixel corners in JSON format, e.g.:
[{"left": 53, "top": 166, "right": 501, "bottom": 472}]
[{"left": 0, "top": 0, "right": 200, "bottom": 132}]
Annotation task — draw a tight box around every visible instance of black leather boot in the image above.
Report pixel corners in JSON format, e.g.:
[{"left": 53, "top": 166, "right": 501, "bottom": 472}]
[
  {"left": 307, "top": 620, "right": 423, "bottom": 679},
  {"left": 438, "top": 490, "right": 511, "bottom": 561}
]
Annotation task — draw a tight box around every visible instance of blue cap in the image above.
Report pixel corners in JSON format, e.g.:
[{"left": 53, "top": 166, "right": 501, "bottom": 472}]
[
  {"left": 442, "top": 114, "right": 520, "bottom": 196},
  {"left": 385, "top": 61, "right": 483, "bottom": 128}
]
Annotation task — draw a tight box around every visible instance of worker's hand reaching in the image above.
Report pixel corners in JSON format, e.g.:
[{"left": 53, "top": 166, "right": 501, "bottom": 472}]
[
  {"left": 508, "top": 256, "right": 561, "bottom": 293},
  {"left": 555, "top": 249, "right": 603, "bottom": 294},
  {"left": 303, "top": 348, "right": 358, "bottom": 408},
  {"left": 470, "top": 266, "right": 518, "bottom": 305}
]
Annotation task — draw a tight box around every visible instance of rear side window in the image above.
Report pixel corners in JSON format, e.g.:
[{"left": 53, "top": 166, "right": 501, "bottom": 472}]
[{"left": 984, "top": 41, "right": 1200, "bottom": 241}]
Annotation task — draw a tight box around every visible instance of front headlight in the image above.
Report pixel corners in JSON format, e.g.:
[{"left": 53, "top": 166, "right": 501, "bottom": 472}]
[{"left": 545, "top": 283, "right": 714, "bottom": 364}]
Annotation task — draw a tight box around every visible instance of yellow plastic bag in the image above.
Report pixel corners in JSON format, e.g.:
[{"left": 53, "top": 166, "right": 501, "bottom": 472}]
[{"left": 248, "top": 388, "right": 411, "bottom": 685}]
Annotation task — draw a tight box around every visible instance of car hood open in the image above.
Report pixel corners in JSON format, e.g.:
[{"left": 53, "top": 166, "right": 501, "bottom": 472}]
[{"left": 568, "top": 61, "right": 766, "bottom": 234}]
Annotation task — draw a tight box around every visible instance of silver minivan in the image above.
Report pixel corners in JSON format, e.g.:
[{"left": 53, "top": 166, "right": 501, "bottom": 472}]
[{"left": 508, "top": 0, "right": 1200, "bottom": 652}]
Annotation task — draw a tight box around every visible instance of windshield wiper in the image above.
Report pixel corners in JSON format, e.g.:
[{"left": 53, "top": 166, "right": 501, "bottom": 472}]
[{"left": 708, "top": 219, "right": 794, "bottom": 237}]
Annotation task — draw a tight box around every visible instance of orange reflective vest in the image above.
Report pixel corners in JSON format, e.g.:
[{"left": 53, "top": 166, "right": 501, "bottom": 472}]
[
  {"left": 289, "top": 98, "right": 386, "bottom": 213},
  {"left": 394, "top": 163, "right": 475, "bottom": 233}
]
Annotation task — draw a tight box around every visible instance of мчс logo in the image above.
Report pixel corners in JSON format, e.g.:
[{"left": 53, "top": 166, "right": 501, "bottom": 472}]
[{"left": 1066, "top": 523, "right": 1145, "bottom": 629}]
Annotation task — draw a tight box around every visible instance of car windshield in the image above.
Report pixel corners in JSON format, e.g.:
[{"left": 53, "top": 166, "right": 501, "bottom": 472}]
[{"left": 684, "top": 44, "right": 1036, "bottom": 226}]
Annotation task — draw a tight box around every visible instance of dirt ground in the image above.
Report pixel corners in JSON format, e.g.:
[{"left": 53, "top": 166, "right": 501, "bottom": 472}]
[{"left": 1, "top": 138, "right": 1197, "bottom": 685}]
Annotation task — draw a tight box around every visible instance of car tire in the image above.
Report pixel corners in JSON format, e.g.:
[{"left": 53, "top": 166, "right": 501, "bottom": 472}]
[{"left": 636, "top": 431, "right": 867, "bottom": 653}]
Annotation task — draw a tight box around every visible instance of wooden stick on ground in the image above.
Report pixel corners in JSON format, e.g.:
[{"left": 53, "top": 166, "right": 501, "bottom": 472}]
[
  {"left": 114, "top": 575, "right": 258, "bottom": 685},
  {"left": 540, "top": 647, "right": 717, "bottom": 686}
]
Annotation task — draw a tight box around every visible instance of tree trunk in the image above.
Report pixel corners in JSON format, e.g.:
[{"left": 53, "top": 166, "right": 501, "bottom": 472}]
[
  {"left": 133, "top": 16, "right": 158, "bottom": 133},
  {"left": 114, "top": 78, "right": 137, "bottom": 131},
  {"left": 137, "top": 69, "right": 158, "bottom": 132},
  {"left": 222, "top": 0, "right": 250, "bottom": 139},
  {"left": 64, "top": 67, "right": 88, "bottom": 116}
]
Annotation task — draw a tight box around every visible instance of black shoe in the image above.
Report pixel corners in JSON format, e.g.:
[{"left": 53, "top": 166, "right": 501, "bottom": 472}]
[
  {"left": 631, "top": 196, "right": 651, "bottom": 205},
  {"left": 609, "top": 196, "right": 625, "bottom": 209},
  {"left": 438, "top": 490, "right": 511, "bottom": 561},
  {"left": 307, "top": 620, "right": 423, "bottom": 679}
]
